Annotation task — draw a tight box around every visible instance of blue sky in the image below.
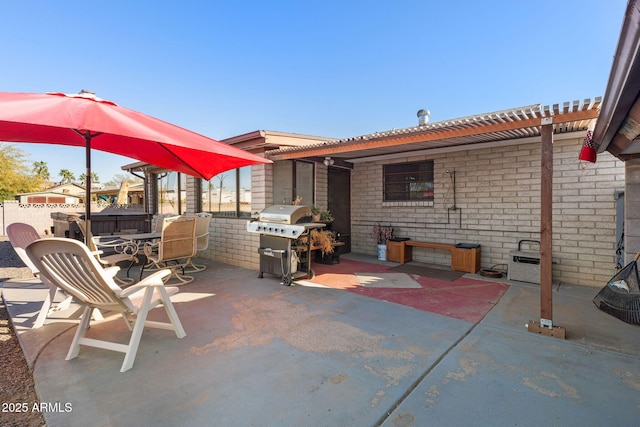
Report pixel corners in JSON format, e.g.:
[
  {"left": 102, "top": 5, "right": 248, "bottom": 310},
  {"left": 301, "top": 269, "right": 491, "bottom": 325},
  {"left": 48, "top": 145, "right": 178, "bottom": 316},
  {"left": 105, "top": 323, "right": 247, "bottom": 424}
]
[{"left": 1, "top": 0, "right": 628, "bottom": 183}]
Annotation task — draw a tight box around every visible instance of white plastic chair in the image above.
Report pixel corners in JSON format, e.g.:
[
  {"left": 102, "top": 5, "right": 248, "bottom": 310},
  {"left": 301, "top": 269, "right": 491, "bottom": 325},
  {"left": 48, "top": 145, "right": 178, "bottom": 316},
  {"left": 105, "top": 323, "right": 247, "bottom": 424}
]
[
  {"left": 6, "top": 223, "right": 72, "bottom": 328},
  {"left": 26, "top": 237, "right": 186, "bottom": 372},
  {"left": 183, "top": 212, "right": 212, "bottom": 273}
]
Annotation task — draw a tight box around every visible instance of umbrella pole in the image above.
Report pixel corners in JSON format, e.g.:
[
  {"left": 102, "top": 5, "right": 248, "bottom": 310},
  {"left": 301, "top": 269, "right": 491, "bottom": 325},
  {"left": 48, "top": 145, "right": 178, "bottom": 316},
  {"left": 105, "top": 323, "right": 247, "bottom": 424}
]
[
  {"left": 73, "top": 129, "right": 102, "bottom": 245},
  {"left": 73, "top": 129, "right": 100, "bottom": 246},
  {"left": 85, "top": 136, "right": 92, "bottom": 245}
]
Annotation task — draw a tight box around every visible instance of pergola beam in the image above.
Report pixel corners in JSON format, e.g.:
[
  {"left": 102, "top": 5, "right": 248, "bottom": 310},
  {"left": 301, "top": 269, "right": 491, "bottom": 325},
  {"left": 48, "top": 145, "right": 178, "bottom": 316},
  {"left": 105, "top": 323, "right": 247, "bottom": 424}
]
[{"left": 268, "top": 108, "right": 599, "bottom": 161}]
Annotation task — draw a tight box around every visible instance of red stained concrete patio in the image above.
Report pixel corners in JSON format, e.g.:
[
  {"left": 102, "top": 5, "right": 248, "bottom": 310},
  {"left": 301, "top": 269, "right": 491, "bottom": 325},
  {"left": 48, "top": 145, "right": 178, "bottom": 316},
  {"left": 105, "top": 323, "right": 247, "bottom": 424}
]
[{"left": 308, "top": 257, "right": 510, "bottom": 322}]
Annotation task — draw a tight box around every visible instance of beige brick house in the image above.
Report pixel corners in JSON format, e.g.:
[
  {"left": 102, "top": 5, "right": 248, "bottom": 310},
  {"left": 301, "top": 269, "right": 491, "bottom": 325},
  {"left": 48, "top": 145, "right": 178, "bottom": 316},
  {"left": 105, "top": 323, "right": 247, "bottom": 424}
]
[{"left": 177, "top": 98, "right": 624, "bottom": 289}]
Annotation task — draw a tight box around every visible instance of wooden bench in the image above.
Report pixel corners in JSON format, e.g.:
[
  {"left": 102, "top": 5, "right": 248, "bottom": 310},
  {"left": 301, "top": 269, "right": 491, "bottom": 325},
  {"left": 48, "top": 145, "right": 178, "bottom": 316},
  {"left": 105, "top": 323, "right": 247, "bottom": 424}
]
[{"left": 387, "top": 240, "right": 481, "bottom": 274}]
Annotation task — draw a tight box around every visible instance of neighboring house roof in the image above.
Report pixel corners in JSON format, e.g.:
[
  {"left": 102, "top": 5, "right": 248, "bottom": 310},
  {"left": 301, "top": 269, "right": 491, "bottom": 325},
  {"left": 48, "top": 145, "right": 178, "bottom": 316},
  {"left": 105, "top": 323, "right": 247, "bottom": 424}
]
[
  {"left": 122, "top": 131, "right": 334, "bottom": 174},
  {"left": 17, "top": 191, "right": 80, "bottom": 198},
  {"left": 265, "top": 99, "right": 600, "bottom": 162},
  {"left": 222, "top": 130, "right": 336, "bottom": 152},
  {"left": 593, "top": 0, "right": 640, "bottom": 160},
  {"left": 92, "top": 182, "right": 144, "bottom": 195},
  {"left": 17, "top": 182, "right": 85, "bottom": 197}
]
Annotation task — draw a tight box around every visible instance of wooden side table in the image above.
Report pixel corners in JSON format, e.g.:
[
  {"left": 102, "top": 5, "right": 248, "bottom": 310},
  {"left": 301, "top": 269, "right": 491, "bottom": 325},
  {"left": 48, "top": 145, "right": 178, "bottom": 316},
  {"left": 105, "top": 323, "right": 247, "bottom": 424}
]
[
  {"left": 452, "top": 246, "right": 481, "bottom": 273},
  {"left": 387, "top": 240, "right": 412, "bottom": 263}
]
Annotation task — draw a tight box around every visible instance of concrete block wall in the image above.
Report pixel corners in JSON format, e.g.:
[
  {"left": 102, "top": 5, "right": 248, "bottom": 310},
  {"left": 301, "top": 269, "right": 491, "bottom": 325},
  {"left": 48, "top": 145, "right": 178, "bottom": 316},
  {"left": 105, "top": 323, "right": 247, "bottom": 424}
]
[
  {"left": 351, "top": 136, "right": 624, "bottom": 288},
  {"left": 191, "top": 162, "right": 330, "bottom": 270},
  {"left": 188, "top": 163, "right": 270, "bottom": 269},
  {"left": 203, "top": 217, "right": 259, "bottom": 269},
  {"left": 314, "top": 164, "right": 328, "bottom": 209},
  {"left": 624, "top": 158, "right": 640, "bottom": 265},
  {"left": 184, "top": 176, "right": 199, "bottom": 215},
  {"left": 0, "top": 201, "right": 115, "bottom": 237}
]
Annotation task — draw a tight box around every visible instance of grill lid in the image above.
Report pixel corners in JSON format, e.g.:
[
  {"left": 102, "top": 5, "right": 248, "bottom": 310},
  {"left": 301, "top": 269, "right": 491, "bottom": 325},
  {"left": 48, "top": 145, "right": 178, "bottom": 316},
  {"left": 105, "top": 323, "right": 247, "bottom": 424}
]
[{"left": 258, "top": 205, "right": 311, "bottom": 224}]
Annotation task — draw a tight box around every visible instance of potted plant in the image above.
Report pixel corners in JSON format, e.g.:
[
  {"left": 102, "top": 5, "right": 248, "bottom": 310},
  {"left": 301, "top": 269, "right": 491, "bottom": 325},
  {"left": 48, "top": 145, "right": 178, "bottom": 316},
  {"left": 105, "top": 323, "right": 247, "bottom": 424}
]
[
  {"left": 310, "top": 206, "right": 334, "bottom": 223},
  {"left": 310, "top": 205, "right": 321, "bottom": 222},
  {"left": 320, "top": 209, "right": 334, "bottom": 223},
  {"left": 372, "top": 223, "right": 394, "bottom": 260}
]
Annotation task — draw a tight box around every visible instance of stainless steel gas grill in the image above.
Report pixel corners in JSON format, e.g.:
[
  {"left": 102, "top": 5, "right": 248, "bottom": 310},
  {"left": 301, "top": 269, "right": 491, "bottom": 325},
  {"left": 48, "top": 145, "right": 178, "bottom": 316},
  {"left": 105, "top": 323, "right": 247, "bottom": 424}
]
[{"left": 246, "top": 205, "right": 325, "bottom": 285}]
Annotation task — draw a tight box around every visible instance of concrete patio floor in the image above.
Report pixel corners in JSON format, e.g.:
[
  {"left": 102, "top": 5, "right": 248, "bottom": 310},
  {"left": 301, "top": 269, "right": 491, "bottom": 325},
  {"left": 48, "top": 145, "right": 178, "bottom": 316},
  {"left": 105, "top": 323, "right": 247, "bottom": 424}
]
[{"left": 1, "top": 254, "right": 639, "bottom": 426}]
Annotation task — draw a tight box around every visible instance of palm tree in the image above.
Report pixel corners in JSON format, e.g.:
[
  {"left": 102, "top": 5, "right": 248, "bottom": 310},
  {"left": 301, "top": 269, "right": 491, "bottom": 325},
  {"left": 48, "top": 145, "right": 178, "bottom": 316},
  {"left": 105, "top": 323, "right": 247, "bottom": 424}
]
[
  {"left": 58, "top": 169, "right": 75, "bottom": 183},
  {"left": 32, "top": 161, "right": 50, "bottom": 181},
  {"left": 32, "top": 161, "right": 51, "bottom": 190},
  {"left": 79, "top": 172, "right": 99, "bottom": 186}
]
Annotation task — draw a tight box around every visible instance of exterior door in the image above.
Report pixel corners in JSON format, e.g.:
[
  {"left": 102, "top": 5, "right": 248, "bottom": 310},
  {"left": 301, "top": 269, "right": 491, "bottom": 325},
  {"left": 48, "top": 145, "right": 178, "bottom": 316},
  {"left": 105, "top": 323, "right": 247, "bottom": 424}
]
[{"left": 327, "top": 167, "right": 351, "bottom": 253}]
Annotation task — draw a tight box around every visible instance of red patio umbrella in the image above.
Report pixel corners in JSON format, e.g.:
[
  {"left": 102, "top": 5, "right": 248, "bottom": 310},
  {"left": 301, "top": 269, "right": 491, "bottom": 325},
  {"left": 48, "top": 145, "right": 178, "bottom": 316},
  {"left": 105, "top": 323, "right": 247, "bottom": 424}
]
[{"left": 0, "top": 90, "right": 271, "bottom": 241}]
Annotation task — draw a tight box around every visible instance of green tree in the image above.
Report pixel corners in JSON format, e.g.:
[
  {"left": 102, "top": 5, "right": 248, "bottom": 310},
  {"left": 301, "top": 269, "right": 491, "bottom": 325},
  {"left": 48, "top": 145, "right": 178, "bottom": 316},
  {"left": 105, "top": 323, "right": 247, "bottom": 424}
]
[
  {"left": 0, "top": 145, "right": 40, "bottom": 201},
  {"left": 58, "top": 169, "right": 75, "bottom": 183}
]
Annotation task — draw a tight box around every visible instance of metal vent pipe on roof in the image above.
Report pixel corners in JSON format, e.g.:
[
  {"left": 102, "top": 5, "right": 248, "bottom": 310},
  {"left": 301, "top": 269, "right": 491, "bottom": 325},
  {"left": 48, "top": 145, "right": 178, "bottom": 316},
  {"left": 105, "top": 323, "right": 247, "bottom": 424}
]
[{"left": 417, "top": 109, "right": 430, "bottom": 126}]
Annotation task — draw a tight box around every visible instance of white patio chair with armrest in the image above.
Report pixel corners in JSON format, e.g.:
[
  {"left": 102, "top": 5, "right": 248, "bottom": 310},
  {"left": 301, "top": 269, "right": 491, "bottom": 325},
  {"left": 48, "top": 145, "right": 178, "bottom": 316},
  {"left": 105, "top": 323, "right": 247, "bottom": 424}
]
[
  {"left": 73, "top": 218, "right": 139, "bottom": 285},
  {"left": 26, "top": 237, "right": 186, "bottom": 372},
  {"left": 142, "top": 216, "right": 197, "bottom": 285},
  {"left": 7, "top": 222, "right": 73, "bottom": 328},
  {"left": 183, "top": 212, "right": 212, "bottom": 273}
]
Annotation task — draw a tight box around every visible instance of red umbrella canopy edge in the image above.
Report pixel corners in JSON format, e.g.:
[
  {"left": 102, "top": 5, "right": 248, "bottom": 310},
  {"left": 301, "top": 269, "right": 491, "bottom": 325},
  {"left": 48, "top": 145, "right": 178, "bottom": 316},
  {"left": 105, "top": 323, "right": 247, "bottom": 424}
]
[{"left": 0, "top": 91, "right": 271, "bottom": 181}]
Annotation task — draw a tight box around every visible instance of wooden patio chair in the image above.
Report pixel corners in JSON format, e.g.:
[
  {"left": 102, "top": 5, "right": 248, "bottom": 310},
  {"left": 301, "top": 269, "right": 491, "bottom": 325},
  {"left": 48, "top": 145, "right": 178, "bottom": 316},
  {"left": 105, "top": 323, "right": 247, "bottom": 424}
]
[
  {"left": 26, "top": 237, "right": 186, "bottom": 372},
  {"left": 73, "top": 218, "right": 139, "bottom": 285},
  {"left": 6, "top": 222, "right": 73, "bottom": 328},
  {"left": 142, "top": 216, "right": 197, "bottom": 285},
  {"left": 183, "top": 212, "right": 212, "bottom": 273}
]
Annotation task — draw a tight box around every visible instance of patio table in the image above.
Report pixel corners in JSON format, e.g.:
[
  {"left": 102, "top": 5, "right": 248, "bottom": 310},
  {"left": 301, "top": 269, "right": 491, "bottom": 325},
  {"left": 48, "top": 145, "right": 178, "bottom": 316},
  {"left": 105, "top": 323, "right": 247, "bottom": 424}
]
[
  {"left": 116, "top": 232, "right": 162, "bottom": 279},
  {"left": 117, "top": 232, "right": 161, "bottom": 242}
]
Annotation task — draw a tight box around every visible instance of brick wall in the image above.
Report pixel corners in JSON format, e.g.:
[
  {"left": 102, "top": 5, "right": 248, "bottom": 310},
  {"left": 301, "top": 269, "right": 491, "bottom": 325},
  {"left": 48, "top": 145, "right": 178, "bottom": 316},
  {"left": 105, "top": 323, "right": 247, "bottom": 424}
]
[
  {"left": 624, "top": 158, "right": 640, "bottom": 265},
  {"left": 182, "top": 138, "right": 624, "bottom": 287},
  {"left": 185, "top": 163, "right": 270, "bottom": 269},
  {"left": 351, "top": 136, "right": 624, "bottom": 288},
  {"left": 315, "top": 165, "right": 328, "bottom": 209},
  {"left": 0, "top": 201, "right": 132, "bottom": 237}
]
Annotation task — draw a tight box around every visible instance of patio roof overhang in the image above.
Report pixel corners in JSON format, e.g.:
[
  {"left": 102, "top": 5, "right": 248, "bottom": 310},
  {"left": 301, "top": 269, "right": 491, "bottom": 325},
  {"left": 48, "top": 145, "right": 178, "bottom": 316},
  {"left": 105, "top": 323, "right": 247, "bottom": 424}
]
[
  {"left": 265, "top": 97, "right": 601, "bottom": 339},
  {"left": 265, "top": 99, "right": 600, "bottom": 162},
  {"left": 593, "top": 0, "right": 640, "bottom": 160}
]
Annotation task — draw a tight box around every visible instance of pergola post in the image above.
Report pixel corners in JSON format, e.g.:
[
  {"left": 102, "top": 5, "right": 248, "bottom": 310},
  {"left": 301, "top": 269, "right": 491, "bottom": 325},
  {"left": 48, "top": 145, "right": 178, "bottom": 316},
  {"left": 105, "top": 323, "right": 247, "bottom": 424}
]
[{"left": 528, "top": 118, "right": 566, "bottom": 338}]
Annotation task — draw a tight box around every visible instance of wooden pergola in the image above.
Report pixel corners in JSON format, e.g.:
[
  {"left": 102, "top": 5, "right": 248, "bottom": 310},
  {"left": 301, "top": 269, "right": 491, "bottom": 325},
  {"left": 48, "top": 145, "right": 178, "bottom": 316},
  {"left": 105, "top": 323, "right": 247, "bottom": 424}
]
[{"left": 267, "top": 99, "right": 601, "bottom": 338}]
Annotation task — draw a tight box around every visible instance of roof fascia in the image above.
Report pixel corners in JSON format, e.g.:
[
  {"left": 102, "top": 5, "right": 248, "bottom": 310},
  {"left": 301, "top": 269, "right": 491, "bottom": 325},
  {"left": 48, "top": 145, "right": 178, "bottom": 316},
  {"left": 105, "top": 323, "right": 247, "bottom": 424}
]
[{"left": 594, "top": 0, "right": 640, "bottom": 153}]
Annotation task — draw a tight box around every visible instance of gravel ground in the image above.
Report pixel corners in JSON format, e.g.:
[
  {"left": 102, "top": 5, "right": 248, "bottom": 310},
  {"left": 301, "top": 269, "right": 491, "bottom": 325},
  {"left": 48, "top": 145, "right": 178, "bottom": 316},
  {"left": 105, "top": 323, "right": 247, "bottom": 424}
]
[{"left": 0, "top": 238, "right": 46, "bottom": 426}]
